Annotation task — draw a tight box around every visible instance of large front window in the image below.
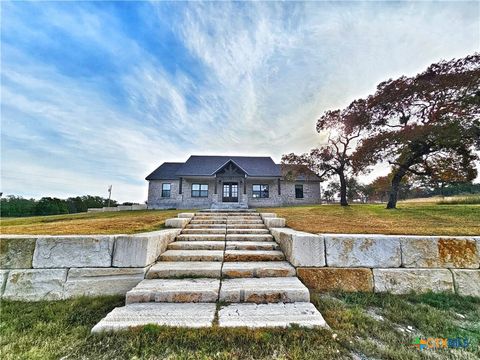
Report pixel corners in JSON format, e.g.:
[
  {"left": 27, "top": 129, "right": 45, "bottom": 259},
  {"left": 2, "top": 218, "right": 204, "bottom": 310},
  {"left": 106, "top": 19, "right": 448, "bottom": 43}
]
[
  {"left": 252, "top": 184, "right": 269, "bottom": 198},
  {"left": 161, "top": 183, "right": 171, "bottom": 198},
  {"left": 192, "top": 184, "right": 208, "bottom": 197}
]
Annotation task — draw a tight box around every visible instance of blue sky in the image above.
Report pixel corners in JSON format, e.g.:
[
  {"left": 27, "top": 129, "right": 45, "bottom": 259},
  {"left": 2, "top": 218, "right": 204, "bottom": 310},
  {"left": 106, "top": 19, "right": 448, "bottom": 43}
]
[{"left": 1, "top": 1, "right": 479, "bottom": 203}]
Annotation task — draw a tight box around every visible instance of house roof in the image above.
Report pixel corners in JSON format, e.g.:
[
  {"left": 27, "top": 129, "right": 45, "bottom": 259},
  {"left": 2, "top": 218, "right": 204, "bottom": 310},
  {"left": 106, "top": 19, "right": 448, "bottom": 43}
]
[
  {"left": 145, "top": 162, "right": 183, "bottom": 180},
  {"left": 146, "top": 156, "right": 321, "bottom": 181},
  {"left": 177, "top": 156, "right": 281, "bottom": 177}
]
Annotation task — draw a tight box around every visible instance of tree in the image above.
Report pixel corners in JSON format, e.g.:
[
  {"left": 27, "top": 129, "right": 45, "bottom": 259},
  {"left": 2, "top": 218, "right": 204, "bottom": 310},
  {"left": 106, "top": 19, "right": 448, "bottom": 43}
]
[
  {"left": 354, "top": 54, "right": 480, "bottom": 208},
  {"left": 283, "top": 100, "right": 370, "bottom": 206},
  {"left": 411, "top": 152, "right": 478, "bottom": 195}
]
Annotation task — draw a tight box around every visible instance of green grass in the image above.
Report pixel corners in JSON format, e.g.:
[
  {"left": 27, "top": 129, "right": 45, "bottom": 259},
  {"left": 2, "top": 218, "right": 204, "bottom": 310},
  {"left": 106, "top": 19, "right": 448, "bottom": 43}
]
[
  {"left": 0, "top": 209, "right": 186, "bottom": 235},
  {"left": 1, "top": 293, "right": 479, "bottom": 359},
  {"left": 264, "top": 203, "right": 480, "bottom": 235},
  {"left": 437, "top": 195, "right": 480, "bottom": 205}
]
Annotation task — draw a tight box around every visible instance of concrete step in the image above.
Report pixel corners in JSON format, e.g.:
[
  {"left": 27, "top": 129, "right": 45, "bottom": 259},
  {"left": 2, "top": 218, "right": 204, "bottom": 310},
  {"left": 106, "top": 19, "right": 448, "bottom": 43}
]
[
  {"left": 226, "top": 229, "right": 270, "bottom": 234},
  {"left": 177, "top": 234, "right": 225, "bottom": 241},
  {"left": 186, "top": 224, "right": 226, "bottom": 229},
  {"left": 181, "top": 228, "right": 226, "bottom": 234},
  {"left": 190, "top": 220, "right": 226, "bottom": 224},
  {"left": 168, "top": 241, "right": 225, "bottom": 251},
  {"left": 219, "top": 277, "right": 310, "bottom": 303},
  {"left": 224, "top": 250, "right": 285, "bottom": 262},
  {"left": 160, "top": 250, "right": 224, "bottom": 262},
  {"left": 218, "top": 302, "right": 328, "bottom": 328},
  {"left": 146, "top": 262, "right": 222, "bottom": 278},
  {"left": 226, "top": 234, "right": 274, "bottom": 241},
  {"left": 227, "top": 224, "right": 267, "bottom": 229},
  {"left": 126, "top": 279, "right": 220, "bottom": 303},
  {"left": 92, "top": 303, "right": 217, "bottom": 332},
  {"left": 222, "top": 261, "right": 296, "bottom": 278},
  {"left": 193, "top": 217, "right": 227, "bottom": 221},
  {"left": 227, "top": 220, "right": 264, "bottom": 224},
  {"left": 226, "top": 241, "right": 279, "bottom": 251}
]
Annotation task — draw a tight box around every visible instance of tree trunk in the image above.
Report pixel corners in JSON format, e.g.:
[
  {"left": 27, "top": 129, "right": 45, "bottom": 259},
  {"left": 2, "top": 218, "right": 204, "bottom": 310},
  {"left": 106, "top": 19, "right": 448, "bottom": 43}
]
[
  {"left": 339, "top": 173, "right": 348, "bottom": 206},
  {"left": 386, "top": 168, "right": 407, "bottom": 209}
]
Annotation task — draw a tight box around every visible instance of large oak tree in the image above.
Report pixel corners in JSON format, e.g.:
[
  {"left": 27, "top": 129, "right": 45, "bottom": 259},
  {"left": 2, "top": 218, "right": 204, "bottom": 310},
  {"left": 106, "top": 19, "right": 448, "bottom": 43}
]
[
  {"left": 354, "top": 54, "right": 480, "bottom": 208},
  {"left": 282, "top": 100, "right": 369, "bottom": 206}
]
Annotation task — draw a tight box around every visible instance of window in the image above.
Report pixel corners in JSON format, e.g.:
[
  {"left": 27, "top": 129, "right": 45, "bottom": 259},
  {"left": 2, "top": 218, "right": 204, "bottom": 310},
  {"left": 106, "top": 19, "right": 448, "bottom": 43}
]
[
  {"left": 161, "top": 183, "right": 171, "bottom": 198},
  {"left": 252, "top": 184, "right": 269, "bottom": 198},
  {"left": 192, "top": 184, "right": 208, "bottom": 197},
  {"left": 295, "top": 184, "right": 304, "bottom": 199}
]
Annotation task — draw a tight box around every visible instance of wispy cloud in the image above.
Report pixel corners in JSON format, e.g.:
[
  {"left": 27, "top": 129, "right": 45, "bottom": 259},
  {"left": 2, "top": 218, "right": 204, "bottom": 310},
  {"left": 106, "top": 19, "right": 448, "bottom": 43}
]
[{"left": 1, "top": 1, "right": 478, "bottom": 201}]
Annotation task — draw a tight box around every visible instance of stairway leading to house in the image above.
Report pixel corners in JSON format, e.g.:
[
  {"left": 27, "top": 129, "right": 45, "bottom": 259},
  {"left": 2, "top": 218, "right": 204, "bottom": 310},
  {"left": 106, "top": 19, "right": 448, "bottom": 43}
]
[{"left": 92, "top": 210, "right": 328, "bottom": 331}]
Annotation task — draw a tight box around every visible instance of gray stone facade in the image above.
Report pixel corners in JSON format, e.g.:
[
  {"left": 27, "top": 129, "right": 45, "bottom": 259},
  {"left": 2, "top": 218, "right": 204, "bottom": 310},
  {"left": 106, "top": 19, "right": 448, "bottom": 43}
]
[
  {"left": 146, "top": 155, "right": 322, "bottom": 209},
  {"left": 147, "top": 179, "right": 321, "bottom": 209}
]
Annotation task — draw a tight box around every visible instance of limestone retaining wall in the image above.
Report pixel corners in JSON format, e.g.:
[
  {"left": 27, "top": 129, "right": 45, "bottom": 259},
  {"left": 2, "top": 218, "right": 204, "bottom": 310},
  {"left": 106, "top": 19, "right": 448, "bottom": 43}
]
[
  {"left": 0, "top": 229, "right": 180, "bottom": 301},
  {"left": 270, "top": 229, "right": 480, "bottom": 297},
  {"left": 87, "top": 204, "right": 148, "bottom": 213}
]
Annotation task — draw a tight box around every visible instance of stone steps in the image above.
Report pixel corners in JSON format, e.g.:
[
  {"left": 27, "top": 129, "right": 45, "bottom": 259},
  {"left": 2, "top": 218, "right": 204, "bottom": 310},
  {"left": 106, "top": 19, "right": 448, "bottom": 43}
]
[
  {"left": 190, "top": 220, "right": 226, "bottom": 224},
  {"left": 159, "top": 250, "right": 224, "bottom": 262},
  {"left": 181, "top": 229, "right": 227, "bottom": 234},
  {"left": 91, "top": 209, "right": 329, "bottom": 332},
  {"left": 226, "top": 229, "right": 270, "bottom": 234},
  {"left": 168, "top": 241, "right": 225, "bottom": 251},
  {"left": 92, "top": 303, "right": 217, "bottom": 332},
  {"left": 219, "top": 277, "right": 310, "bottom": 303},
  {"left": 186, "top": 224, "right": 226, "bottom": 229},
  {"left": 224, "top": 250, "right": 285, "bottom": 262},
  {"left": 222, "top": 261, "right": 296, "bottom": 278},
  {"left": 177, "top": 234, "right": 225, "bottom": 241},
  {"left": 227, "top": 220, "right": 264, "bottom": 224},
  {"left": 227, "top": 224, "right": 267, "bottom": 229},
  {"left": 126, "top": 278, "right": 220, "bottom": 303},
  {"left": 218, "top": 302, "right": 328, "bottom": 328},
  {"left": 225, "top": 241, "right": 280, "bottom": 251},
  {"left": 146, "top": 262, "right": 221, "bottom": 278},
  {"left": 226, "top": 234, "right": 274, "bottom": 241}
]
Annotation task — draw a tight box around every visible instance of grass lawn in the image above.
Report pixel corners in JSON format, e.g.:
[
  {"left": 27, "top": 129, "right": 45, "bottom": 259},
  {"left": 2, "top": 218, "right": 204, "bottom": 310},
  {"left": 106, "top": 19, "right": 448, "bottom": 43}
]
[
  {"left": 264, "top": 203, "right": 480, "bottom": 236},
  {"left": 1, "top": 292, "right": 478, "bottom": 359},
  {"left": 0, "top": 210, "right": 183, "bottom": 235}
]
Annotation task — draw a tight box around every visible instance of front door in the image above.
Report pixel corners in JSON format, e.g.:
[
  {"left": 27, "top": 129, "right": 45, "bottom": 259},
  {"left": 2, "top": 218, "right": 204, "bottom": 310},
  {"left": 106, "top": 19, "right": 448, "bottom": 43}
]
[{"left": 222, "top": 182, "right": 238, "bottom": 202}]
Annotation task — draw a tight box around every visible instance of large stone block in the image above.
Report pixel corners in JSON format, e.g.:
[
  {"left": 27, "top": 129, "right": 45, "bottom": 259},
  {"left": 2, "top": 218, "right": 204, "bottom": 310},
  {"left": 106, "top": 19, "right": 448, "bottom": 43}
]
[
  {"left": 270, "top": 228, "right": 324, "bottom": 267},
  {"left": 297, "top": 268, "right": 373, "bottom": 292},
  {"left": 401, "top": 237, "right": 479, "bottom": 268},
  {"left": 373, "top": 269, "right": 454, "bottom": 294},
  {"left": 260, "top": 213, "right": 276, "bottom": 220},
  {"left": 64, "top": 267, "right": 146, "bottom": 298},
  {"left": 0, "top": 270, "right": 9, "bottom": 295},
  {"left": 177, "top": 213, "right": 195, "bottom": 219},
  {"left": 33, "top": 236, "right": 114, "bottom": 268},
  {"left": 112, "top": 229, "right": 180, "bottom": 267},
  {"left": 0, "top": 236, "right": 36, "bottom": 268},
  {"left": 325, "top": 234, "right": 401, "bottom": 268},
  {"left": 264, "top": 218, "right": 285, "bottom": 229},
  {"left": 451, "top": 270, "right": 480, "bottom": 297},
  {"left": 3, "top": 269, "right": 67, "bottom": 301},
  {"left": 165, "top": 218, "right": 190, "bottom": 228}
]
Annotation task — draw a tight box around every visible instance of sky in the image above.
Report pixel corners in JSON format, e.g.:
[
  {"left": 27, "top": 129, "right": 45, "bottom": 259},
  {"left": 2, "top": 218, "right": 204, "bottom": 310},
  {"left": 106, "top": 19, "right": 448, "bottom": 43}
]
[{"left": 1, "top": 1, "right": 479, "bottom": 203}]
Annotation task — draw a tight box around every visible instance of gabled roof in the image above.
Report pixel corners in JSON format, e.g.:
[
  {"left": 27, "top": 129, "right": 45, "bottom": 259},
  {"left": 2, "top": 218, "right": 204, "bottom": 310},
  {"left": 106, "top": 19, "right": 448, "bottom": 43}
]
[
  {"left": 146, "top": 156, "right": 322, "bottom": 181},
  {"left": 145, "top": 162, "right": 183, "bottom": 180},
  {"left": 176, "top": 156, "right": 281, "bottom": 177}
]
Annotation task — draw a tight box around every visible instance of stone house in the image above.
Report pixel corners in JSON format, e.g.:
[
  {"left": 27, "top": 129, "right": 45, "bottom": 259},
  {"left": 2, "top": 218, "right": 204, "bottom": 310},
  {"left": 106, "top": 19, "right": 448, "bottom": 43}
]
[{"left": 146, "top": 155, "right": 321, "bottom": 209}]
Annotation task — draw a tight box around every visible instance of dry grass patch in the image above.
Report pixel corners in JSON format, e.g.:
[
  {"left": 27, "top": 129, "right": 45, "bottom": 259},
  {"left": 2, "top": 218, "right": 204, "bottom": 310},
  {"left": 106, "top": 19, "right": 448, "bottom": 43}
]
[
  {"left": 264, "top": 203, "right": 480, "bottom": 236},
  {"left": 0, "top": 210, "right": 184, "bottom": 235}
]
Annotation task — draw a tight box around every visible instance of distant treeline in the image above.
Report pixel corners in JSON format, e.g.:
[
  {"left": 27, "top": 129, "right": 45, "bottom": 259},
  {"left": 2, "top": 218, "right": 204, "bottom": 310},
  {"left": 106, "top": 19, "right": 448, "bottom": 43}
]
[{"left": 0, "top": 195, "right": 119, "bottom": 217}]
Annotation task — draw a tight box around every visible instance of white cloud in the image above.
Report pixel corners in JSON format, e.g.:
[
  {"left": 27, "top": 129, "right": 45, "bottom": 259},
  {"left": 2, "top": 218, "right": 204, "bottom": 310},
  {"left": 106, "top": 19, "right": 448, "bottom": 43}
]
[{"left": 1, "top": 1, "right": 478, "bottom": 202}]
